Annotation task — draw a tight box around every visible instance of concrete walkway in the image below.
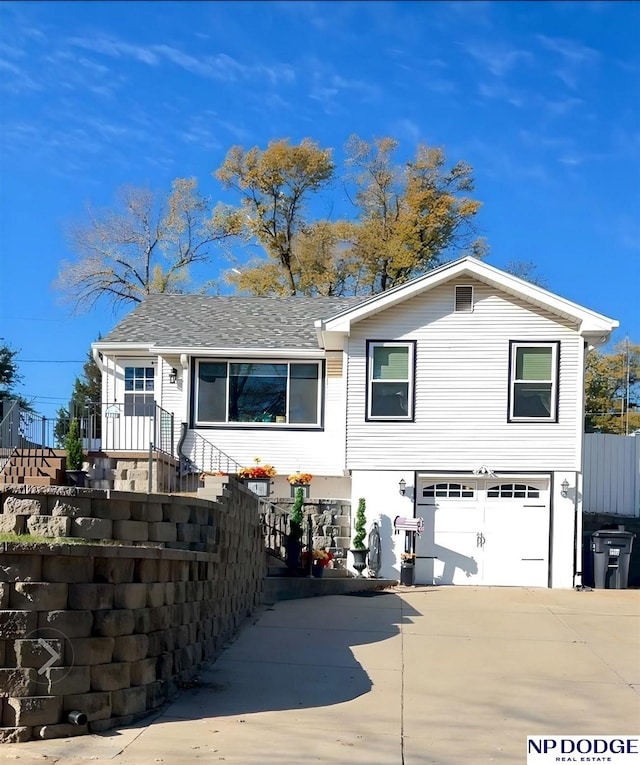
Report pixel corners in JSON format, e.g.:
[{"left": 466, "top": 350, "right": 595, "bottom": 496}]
[{"left": 2, "top": 586, "right": 639, "bottom": 764}]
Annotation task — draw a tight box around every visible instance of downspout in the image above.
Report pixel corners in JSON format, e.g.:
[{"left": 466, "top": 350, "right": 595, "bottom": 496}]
[
  {"left": 177, "top": 421, "right": 189, "bottom": 475},
  {"left": 574, "top": 338, "right": 590, "bottom": 589},
  {"left": 573, "top": 472, "right": 583, "bottom": 588},
  {"left": 177, "top": 353, "right": 190, "bottom": 469}
]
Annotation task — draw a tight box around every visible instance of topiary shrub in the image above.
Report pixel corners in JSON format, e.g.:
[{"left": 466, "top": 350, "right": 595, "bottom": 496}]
[
  {"left": 352, "top": 497, "right": 367, "bottom": 550},
  {"left": 289, "top": 486, "right": 304, "bottom": 542},
  {"left": 65, "top": 418, "right": 85, "bottom": 471}
]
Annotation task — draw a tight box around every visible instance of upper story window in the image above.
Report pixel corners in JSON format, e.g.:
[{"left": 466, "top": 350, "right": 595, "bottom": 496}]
[
  {"left": 366, "top": 341, "right": 415, "bottom": 421},
  {"left": 508, "top": 341, "right": 559, "bottom": 422},
  {"left": 195, "top": 360, "right": 321, "bottom": 427}
]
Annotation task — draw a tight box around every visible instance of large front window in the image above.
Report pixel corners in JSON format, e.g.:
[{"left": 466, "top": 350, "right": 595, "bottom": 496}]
[
  {"left": 366, "top": 341, "right": 415, "bottom": 420},
  {"left": 509, "top": 342, "right": 559, "bottom": 422},
  {"left": 195, "top": 361, "right": 321, "bottom": 426}
]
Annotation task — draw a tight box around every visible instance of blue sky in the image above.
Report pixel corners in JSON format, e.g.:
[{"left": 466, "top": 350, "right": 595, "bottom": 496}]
[{"left": 1, "top": 1, "right": 638, "bottom": 419}]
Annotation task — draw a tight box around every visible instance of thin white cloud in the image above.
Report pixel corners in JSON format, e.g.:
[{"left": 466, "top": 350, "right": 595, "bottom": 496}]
[
  {"left": 477, "top": 81, "right": 527, "bottom": 108},
  {"left": 66, "top": 35, "right": 295, "bottom": 86},
  {"left": 464, "top": 42, "right": 534, "bottom": 78},
  {"left": 537, "top": 35, "right": 600, "bottom": 66},
  {"left": 68, "top": 35, "right": 160, "bottom": 65},
  {"left": 0, "top": 57, "right": 41, "bottom": 91},
  {"left": 537, "top": 34, "right": 600, "bottom": 89},
  {"left": 309, "top": 66, "right": 379, "bottom": 113}
]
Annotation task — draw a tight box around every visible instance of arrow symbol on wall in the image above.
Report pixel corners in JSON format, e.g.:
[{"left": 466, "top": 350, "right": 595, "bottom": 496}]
[{"left": 37, "top": 638, "right": 61, "bottom": 675}]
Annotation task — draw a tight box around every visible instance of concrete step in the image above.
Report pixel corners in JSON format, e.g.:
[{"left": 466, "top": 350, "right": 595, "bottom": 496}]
[
  {"left": 9, "top": 456, "right": 66, "bottom": 469},
  {"left": 262, "top": 576, "right": 397, "bottom": 602},
  {"left": 0, "top": 474, "right": 61, "bottom": 487},
  {"left": 4, "top": 465, "right": 64, "bottom": 478}
]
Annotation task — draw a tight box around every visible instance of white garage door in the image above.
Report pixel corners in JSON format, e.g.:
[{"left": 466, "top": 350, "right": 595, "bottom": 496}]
[{"left": 414, "top": 477, "right": 550, "bottom": 587}]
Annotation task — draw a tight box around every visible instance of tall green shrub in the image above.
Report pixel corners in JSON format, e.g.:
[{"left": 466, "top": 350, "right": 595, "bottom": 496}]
[
  {"left": 289, "top": 486, "right": 304, "bottom": 542},
  {"left": 65, "top": 418, "right": 85, "bottom": 471},
  {"left": 352, "top": 497, "right": 367, "bottom": 550}
]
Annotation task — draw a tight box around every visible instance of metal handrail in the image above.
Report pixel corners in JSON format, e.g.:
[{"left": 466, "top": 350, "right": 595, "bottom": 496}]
[
  {"left": 180, "top": 425, "right": 242, "bottom": 476},
  {"left": 259, "top": 497, "right": 293, "bottom": 561}
]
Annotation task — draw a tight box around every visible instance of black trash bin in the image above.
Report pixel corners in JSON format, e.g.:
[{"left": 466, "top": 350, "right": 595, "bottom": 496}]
[{"left": 591, "top": 526, "right": 635, "bottom": 589}]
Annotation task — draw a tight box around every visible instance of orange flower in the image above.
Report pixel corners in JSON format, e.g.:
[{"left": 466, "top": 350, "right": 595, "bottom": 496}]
[{"left": 288, "top": 472, "right": 312, "bottom": 485}]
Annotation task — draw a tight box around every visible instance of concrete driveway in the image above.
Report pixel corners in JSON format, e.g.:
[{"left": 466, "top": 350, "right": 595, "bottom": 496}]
[{"left": 2, "top": 586, "right": 639, "bottom": 764}]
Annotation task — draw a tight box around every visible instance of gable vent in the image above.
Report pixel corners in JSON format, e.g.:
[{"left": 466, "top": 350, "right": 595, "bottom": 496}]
[{"left": 455, "top": 285, "right": 474, "bottom": 313}]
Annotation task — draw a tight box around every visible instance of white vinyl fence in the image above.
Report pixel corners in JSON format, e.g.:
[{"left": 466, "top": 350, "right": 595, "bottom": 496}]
[{"left": 583, "top": 434, "right": 640, "bottom": 518}]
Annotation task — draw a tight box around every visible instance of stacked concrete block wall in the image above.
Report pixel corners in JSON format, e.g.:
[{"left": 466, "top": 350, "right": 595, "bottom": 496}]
[
  {"left": 88, "top": 453, "right": 179, "bottom": 493},
  {"left": 267, "top": 497, "right": 351, "bottom": 568},
  {"left": 0, "top": 479, "right": 264, "bottom": 743}
]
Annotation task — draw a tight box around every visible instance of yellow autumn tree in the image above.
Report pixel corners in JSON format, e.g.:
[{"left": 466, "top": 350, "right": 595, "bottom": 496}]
[
  {"left": 585, "top": 340, "right": 640, "bottom": 434},
  {"left": 214, "top": 135, "right": 485, "bottom": 296}
]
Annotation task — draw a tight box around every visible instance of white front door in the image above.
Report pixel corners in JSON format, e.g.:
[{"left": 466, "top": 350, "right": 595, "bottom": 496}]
[
  {"left": 103, "top": 361, "right": 157, "bottom": 451},
  {"left": 415, "top": 477, "right": 550, "bottom": 587}
]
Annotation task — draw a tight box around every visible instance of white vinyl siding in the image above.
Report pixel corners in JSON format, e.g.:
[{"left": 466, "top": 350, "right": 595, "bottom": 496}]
[
  {"left": 345, "top": 279, "right": 583, "bottom": 472},
  {"left": 159, "top": 356, "right": 183, "bottom": 453}
]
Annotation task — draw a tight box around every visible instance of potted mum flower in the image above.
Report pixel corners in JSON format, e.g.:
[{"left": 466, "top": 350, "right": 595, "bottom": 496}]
[
  {"left": 287, "top": 471, "right": 312, "bottom": 486},
  {"left": 288, "top": 470, "right": 312, "bottom": 497},
  {"left": 238, "top": 457, "right": 276, "bottom": 497},
  {"left": 302, "top": 548, "right": 334, "bottom": 578}
]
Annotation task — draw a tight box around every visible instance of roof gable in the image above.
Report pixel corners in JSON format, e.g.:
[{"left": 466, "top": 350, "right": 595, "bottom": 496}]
[
  {"left": 97, "top": 258, "right": 618, "bottom": 355},
  {"left": 318, "top": 257, "right": 618, "bottom": 344}
]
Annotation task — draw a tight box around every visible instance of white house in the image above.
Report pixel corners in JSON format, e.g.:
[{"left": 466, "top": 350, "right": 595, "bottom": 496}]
[{"left": 93, "top": 257, "right": 618, "bottom": 589}]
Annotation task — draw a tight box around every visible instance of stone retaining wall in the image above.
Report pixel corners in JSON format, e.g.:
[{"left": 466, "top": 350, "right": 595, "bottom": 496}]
[
  {"left": 0, "top": 480, "right": 264, "bottom": 743},
  {"left": 267, "top": 497, "right": 351, "bottom": 566}
]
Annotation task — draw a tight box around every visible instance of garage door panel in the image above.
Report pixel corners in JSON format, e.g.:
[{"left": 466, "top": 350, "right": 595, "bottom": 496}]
[
  {"left": 417, "top": 533, "right": 482, "bottom": 586},
  {"left": 433, "top": 504, "right": 482, "bottom": 534}
]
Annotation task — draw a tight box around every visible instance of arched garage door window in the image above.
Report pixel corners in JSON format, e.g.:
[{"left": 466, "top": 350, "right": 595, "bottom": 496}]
[{"left": 487, "top": 483, "right": 540, "bottom": 499}]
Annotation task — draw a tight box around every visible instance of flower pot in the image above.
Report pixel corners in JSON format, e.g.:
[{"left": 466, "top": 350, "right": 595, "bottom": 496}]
[
  {"left": 66, "top": 470, "right": 87, "bottom": 488},
  {"left": 286, "top": 539, "right": 302, "bottom": 574},
  {"left": 312, "top": 562, "right": 324, "bottom": 578},
  {"left": 350, "top": 548, "right": 369, "bottom": 578},
  {"left": 400, "top": 561, "right": 415, "bottom": 586}
]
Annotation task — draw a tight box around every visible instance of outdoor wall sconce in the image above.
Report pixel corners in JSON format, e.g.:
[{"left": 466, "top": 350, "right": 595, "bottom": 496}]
[
  {"left": 169, "top": 368, "right": 178, "bottom": 384},
  {"left": 399, "top": 478, "right": 407, "bottom": 496},
  {"left": 560, "top": 479, "right": 569, "bottom": 497}
]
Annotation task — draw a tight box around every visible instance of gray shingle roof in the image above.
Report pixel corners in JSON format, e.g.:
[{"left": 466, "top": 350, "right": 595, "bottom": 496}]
[{"left": 102, "top": 294, "right": 365, "bottom": 349}]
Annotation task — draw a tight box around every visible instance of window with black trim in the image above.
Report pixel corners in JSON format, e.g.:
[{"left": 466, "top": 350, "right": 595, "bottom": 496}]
[
  {"left": 366, "top": 341, "right": 415, "bottom": 420},
  {"left": 195, "top": 360, "right": 321, "bottom": 426},
  {"left": 124, "top": 366, "right": 155, "bottom": 416},
  {"left": 509, "top": 341, "right": 559, "bottom": 422}
]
